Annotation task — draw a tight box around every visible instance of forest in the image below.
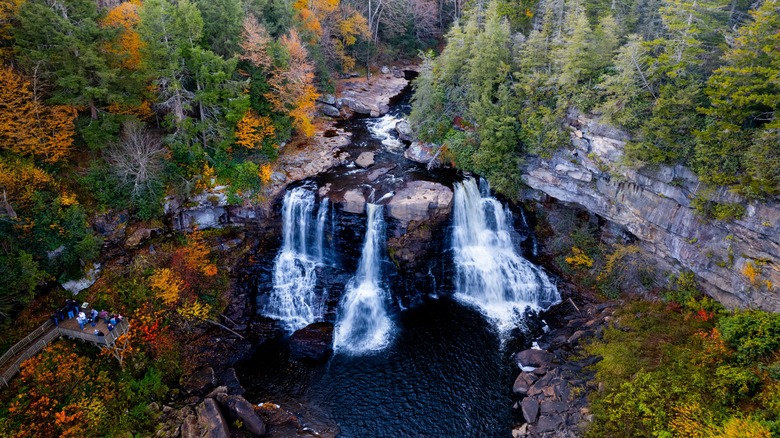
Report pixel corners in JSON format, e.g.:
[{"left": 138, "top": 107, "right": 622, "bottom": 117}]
[
  {"left": 0, "top": 0, "right": 779, "bottom": 434},
  {"left": 409, "top": 0, "right": 780, "bottom": 201},
  {"left": 0, "top": 0, "right": 452, "bottom": 321}
]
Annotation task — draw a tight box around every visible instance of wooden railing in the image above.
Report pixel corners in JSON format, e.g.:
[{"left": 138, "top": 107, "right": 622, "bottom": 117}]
[
  {"left": 0, "top": 319, "right": 130, "bottom": 389},
  {"left": 0, "top": 320, "right": 54, "bottom": 367},
  {"left": 1, "top": 327, "right": 59, "bottom": 389}
]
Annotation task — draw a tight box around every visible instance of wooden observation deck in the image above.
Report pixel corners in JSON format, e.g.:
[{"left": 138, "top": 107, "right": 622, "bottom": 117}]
[{"left": 0, "top": 317, "right": 130, "bottom": 390}]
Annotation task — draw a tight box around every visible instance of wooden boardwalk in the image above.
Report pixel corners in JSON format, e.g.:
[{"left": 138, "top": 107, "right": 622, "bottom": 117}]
[{"left": 0, "top": 317, "right": 130, "bottom": 390}]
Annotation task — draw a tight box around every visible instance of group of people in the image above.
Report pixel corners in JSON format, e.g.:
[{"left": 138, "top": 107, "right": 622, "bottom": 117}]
[{"left": 51, "top": 299, "right": 123, "bottom": 337}]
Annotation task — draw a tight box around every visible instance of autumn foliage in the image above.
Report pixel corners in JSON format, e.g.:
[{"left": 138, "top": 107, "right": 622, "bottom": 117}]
[
  {"left": 235, "top": 109, "right": 276, "bottom": 150},
  {"left": 0, "top": 66, "right": 76, "bottom": 164},
  {"left": 266, "top": 30, "right": 319, "bottom": 137},
  {"left": 100, "top": 0, "right": 144, "bottom": 70}
]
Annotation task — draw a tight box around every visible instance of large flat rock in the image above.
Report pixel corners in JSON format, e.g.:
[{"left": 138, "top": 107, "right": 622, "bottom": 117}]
[{"left": 386, "top": 180, "right": 453, "bottom": 225}]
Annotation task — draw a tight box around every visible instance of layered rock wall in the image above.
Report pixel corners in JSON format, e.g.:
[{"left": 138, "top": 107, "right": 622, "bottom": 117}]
[{"left": 520, "top": 113, "right": 780, "bottom": 311}]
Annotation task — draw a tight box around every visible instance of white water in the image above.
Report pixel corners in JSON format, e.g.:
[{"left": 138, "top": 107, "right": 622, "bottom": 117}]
[
  {"left": 452, "top": 178, "right": 559, "bottom": 333},
  {"left": 334, "top": 204, "right": 393, "bottom": 354},
  {"left": 367, "top": 115, "right": 405, "bottom": 152},
  {"left": 265, "top": 188, "right": 328, "bottom": 331}
]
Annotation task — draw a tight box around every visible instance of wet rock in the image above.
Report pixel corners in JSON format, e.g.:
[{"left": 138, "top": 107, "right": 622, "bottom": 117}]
[
  {"left": 341, "top": 189, "right": 367, "bottom": 214},
  {"left": 521, "top": 398, "right": 539, "bottom": 424},
  {"left": 226, "top": 395, "right": 266, "bottom": 436},
  {"left": 355, "top": 151, "right": 375, "bottom": 168},
  {"left": 366, "top": 165, "right": 393, "bottom": 182},
  {"left": 515, "top": 349, "right": 555, "bottom": 368},
  {"left": 289, "top": 322, "right": 334, "bottom": 362},
  {"left": 386, "top": 180, "right": 453, "bottom": 226},
  {"left": 513, "top": 372, "right": 537, "bottom": 395},
  {"left": 181, "top": 412, "right": 200, "bottom": 438},
  {"left": 184, "top": 367, "right": 216, "bottom": 395},
  {"left": 395, "top": 119, "right": 413, "bottom": 141},
  {"left": 219, "top": 368, "right": 245, "bottom": 396},
  {"left": 195, "top": 398, "right": 230, "bottom": 438},
  {"left": 404, "top": 141, "right": 438, "bottom": 164},
  {"left": 567, "top": 330, "right": 587, "bottom": 344}
]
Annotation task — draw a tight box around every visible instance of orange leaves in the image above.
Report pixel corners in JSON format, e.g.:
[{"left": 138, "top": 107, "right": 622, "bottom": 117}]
[
  {"left": 240, "top": 14, "right": 272, "bottom": 70},
  {"left": 100, "top": 1, "right": 144, "bottom": 70},
  {"left": 149, "top": 267, "right": 184, "bottom": 306},
  {"left": 266, "top": 29, "right": 319, "bottom": 137},
  {"left": 8, "top": 343, "right": 118, "bottom": 437},
  {"left": 0, "top": 66, "right": 76, "bottom": 164},
  {"left": 235, "top": 109, "right": 276, "bottom": 149}
]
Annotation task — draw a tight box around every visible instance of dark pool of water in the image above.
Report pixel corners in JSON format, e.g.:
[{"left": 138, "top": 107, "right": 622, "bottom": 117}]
[{"left": 238, "top": 296, "right": 525, "bottom": 437}]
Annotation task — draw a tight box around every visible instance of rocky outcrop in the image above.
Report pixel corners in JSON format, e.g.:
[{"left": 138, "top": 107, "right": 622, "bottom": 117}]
[
  {"left": 520, "top": 112, "right": 780, "bottom": 312},
  {"left": 289, "top": 322, "right": 334, "bottom": 362},
  {"left": 386, "top": 180, "right": 454, "bottom": 271},
  {"left": 195, "top": 398, "right": 230, "bottom": 438},
  {"left": 386, "top": 180, "right": 453, "bottom": 226},
  {"left": 340, "top": 74, "right": 409, "bottom": 117}
]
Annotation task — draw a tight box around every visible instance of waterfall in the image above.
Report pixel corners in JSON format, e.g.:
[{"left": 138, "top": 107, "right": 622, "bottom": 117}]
[
  {"left": 452, "top": 178, "right": 559, "bottom": 333},
  {"left": 334, "top": 204, "right": 393, "bottom": 354},
  {"left": 264, "top": 187, "right": 328, "bottom": 331}
]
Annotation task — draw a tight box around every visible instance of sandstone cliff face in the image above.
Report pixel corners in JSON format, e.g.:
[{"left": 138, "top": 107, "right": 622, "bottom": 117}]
[{"left": 520, "top": 113, "right": 780, "bottom": 312}]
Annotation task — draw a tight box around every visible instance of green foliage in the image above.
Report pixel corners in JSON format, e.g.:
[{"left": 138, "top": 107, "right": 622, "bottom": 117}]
[
  {"left": 719, "top": 310, "right": 780, "bottom": 363},
  {"left": 691, "top": 196, "right": 746, "bottom": 221},
  {"left": 585, "top": 300, "right": 780, "bottom": 438}
]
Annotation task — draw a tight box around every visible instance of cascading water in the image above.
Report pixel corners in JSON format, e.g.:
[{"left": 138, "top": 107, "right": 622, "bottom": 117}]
[
  {"left": 333, "top": 203, "right": 393, "bottom": 354},
  {"left": 452, "top": 178, "right": 560, "bottom": 332},
  {"left": 264, "top": 187, "right": 328, "bottom": 331},
  {"left": 367, "top": 114, "right": 405, "bottom": 152}
]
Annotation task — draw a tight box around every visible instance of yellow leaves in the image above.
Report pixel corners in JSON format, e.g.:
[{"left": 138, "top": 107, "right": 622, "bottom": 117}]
[
  {"left": 565, "top": 247, "right": 594, "bottom": 269},
  {"left": 0, "top": 156, "right": 54, "bottom": 208},
  {"left": 196, "top": 163, "right": 217, "bottom": 192},
  {"left": 337, "top": 12, "right": 368, "bottom": 47},
  {"left": 259, "top": 163, "right": 272, "bottom": 184},
  {"left": 59, "top": 191, "right": 79, "bottom": 207},
  {"left": 149, "top": 268, "right": 184, "bottom": 306},
  {"left": 235, "top": 109, "right": 276, "bottom": 149},
  {"left": 100, "top": 1, "right": 144, "bottom": 70},
  {"left": 742, "top": 261, "right": 760, "bottom": 285},
  {"left": 0, "top": 66, "right": 76, "bottom": 164},
  {"left": 177, "top": 299, "right": 212, "bottom": 321}
]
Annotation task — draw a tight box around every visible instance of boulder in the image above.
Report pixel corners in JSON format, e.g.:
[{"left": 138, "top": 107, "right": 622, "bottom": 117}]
[
  {"left": 341, "top": 189, "right": 366, "bottom": 214},
  {"left": 514, "top": 349, "right": 555, "bottom": 368},
  {"left": 534, "top": 415, "right": 563, "bottom": 434},
  {"left": 226, "top": 395, "right": 266, "bottom": 436},
  {"left": 125, "top": 226, "right": 153, "bottom": 248},
  {"left": 540, "top": 400, "right": 568, "bottom": 415},
  {"left": 521, "top": 397, "right": 539, "bottom": 424},
  {"left": 341, "top": 97, "right": 373, "bottom": 115},
  {"left": 184, "top": 367, "right": 216, "bottom": 395},
  {"left": 395, "top": 120, "right": 413, "bottom": 142},
  {"left": 386, "top": 180, "right": 453, "bottom": 226},
  {"left": 317, "top": 94, "right": 336, "bottom": 105},
  {"left": 289, "top": 322, "right": 334, "bottom": 362},
  {"left": 219, "top": 368, "right": 245, "bottom": 396},
  {"left": 404, "top": 142, "right": 438, "bottom": 165},
  {"left": 512, "top": 372, "right": 537, "bottom": 395},
  {"left": 181, "top": 412, "right": 201, "bottom": 438},
  {"left": 195, "top": 398, "right": 230, "bottom": 438},
  {"left": 355, "top": 151, "right": 375, "bottom": 168},
  {"left": 319, "top": 104, "right": 340, "bottom": 118}
]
